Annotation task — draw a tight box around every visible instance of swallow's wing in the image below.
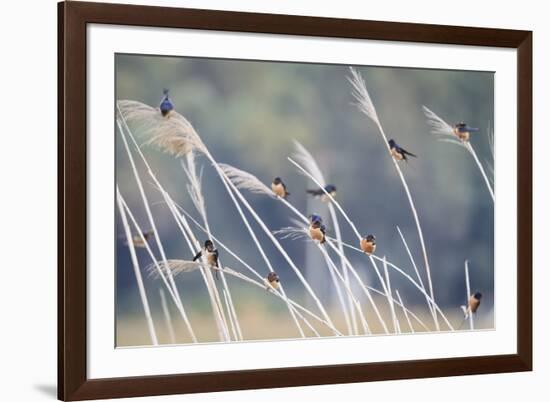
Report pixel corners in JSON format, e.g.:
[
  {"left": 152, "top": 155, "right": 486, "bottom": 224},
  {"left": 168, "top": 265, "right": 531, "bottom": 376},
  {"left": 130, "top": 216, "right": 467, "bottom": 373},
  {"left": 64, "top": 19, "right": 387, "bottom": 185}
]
[
  {"left": 192, "top": 251, "right": 202, "bottom": 261},
  {"left": 401, "top": 148, "right": 417, "bottom": 157}
]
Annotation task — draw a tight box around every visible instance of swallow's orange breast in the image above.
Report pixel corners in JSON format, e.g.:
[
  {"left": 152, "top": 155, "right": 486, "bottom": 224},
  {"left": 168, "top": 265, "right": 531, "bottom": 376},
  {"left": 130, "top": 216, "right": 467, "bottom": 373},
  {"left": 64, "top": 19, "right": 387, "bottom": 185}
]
[
  {"left": 271, "top": 182, "right": 286, "bottom": 197},
  {"left": 469, "top": 297, "right": 480, "bottom": 313},
  {"left": 391, "top": 148, "right": 403, "bottom": 161},
  {"left": 360, "top": 239, "right": 376, "bottom": 255},
  {"left": 309, "top": 226, "right": 325, "bottom": 243}
]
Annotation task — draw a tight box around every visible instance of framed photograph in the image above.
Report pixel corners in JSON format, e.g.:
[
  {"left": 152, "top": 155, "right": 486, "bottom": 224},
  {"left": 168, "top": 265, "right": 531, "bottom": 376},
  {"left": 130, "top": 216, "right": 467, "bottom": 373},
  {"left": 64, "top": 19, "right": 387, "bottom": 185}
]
[{"left": 58, "top": 1, "right": 532, "bottom": 400}]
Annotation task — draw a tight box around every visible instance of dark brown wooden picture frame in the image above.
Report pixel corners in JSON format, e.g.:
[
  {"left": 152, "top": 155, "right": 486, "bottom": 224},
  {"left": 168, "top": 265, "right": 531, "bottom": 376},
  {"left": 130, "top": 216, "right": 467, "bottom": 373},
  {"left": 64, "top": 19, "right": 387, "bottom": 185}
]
[{"left": 58, "top": 1, "right": 532, "bottom": 400}]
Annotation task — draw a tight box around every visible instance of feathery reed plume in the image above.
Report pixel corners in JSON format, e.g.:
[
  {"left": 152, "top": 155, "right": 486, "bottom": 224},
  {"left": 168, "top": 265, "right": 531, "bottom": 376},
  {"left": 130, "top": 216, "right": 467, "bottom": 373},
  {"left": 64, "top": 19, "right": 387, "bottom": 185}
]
[
  {"left": 117, "top": 191, "right": 198, "bottom": 342},
  {"left": 422, "top": 106, "right": 495, "bottom": 202},
  {"left": 149, "top": 259, "right": 338, "bottom": 336},
  {"left": 171, "top": 203, "right": 337, "bottom": 336},
  {"left": 117, "top": 110, "right": 228, "bottom": 342},
  {"left": 155, "top": 171, "right": 308, "bottom": 339},
  {"left": 293, "top": 141, "right": 357, "bottom": 335},
  {"left": 159, "top": 288, "right": 176, "bottom": 344},
  {"left": 209, "top": 165, "right": 307, "bottom": 338},
  {"left": 347, "top": 68, "right": 382, "bottom": 128},
  {"left": 349, "top": 67, "right": 440, "bottom": 331},
  {"left": 288, "top": 157, "right": 392, "bottom": 329},
  {"left": 117, "top": 117, "right": 200, "bottom": 342},
  {"left": 396, "top": 290, "right": 414, "bottom": 333},
  {"left": 116, "top": 187, "right": 158, "bottom": 345},
  {"left": 212, "top": 163, "right": 339, "bottom": 335},
  {"left": 422, "top": 106, "right": 456, "bottom": 139},
  {"left": 181, "top": 153, "right": 206, "bottom": 216},
  {"left": 218, "top": 164, "right": 275, "bottom": 198},
  {"left": 117, "top": 100, "right": 206, "bottom": 156},
  {"left": 182, "top": 152, "right": 243, "bottom": 341},
  {"left": 220, "top": 162, "right": 360, "bottom": 335},
  {"left": 155, "top": 176, "right": 232, "bottom": 342},
  {"left": 273, "top": 226, "right": 310, "bottom": 241},
  {"left": 292, "top": 140, "right": 327, "bottom": 185}
]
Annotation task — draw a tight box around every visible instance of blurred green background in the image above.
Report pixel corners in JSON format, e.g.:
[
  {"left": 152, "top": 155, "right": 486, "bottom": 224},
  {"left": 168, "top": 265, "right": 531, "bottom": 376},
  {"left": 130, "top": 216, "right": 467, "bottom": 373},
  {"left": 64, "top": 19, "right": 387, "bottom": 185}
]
[{"left": 115, "top": 54, "right": 494, "bottom": 346}]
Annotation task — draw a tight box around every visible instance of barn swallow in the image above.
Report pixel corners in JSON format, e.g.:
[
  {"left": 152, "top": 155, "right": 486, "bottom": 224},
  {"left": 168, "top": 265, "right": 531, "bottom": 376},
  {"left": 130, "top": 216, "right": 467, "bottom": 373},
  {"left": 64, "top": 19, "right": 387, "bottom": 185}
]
[
  {"left": 193, "top": 239, "right": 220, "bottom": 279},
  {"left": 126, "top": 230, "right": 154, "bottom": 248},
  {"left": 388, "top": 139, "right": 416, "bottom": 161},
  {"left": 453, "top": 122, "right": 479, "bottom": 142},
  {"left": 159, "top": 89, "right": 174, "bottom": 117},
  {"left": 271, "top": 177, "right": 290, "bottom": 198},
  {"left": 308, "top": 214, "right": 326, "bottom": 244},
  {"left": 461, "top": 292, "right": 482, "bottom": 319},
  {"left": 266, "top": 271, "right": 280, "bottom": 290},
  {"left": 307, "top": 184, "right": 337, "bottom": 202},
  {"left": 360, "top": 234, "right": 376, "bottom": 255}
]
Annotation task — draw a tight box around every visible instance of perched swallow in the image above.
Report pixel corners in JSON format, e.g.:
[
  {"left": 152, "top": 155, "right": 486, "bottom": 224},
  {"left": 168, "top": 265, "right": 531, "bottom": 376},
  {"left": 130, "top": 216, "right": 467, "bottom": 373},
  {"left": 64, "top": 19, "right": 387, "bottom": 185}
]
[
  {"left": 360, "top": 234, "right": 376, "bottom": 255},
  {"left": 126, "top": 230, "right": 154, "bottom": 248},
  {"left": 159, "top": 89, "right": 174, "bottom": 117},
  {"left": 388, "top": 139, "right": 416, "bottom": 161},
  {"left": 308, "top": 214, "right": 326, "bottom": 244},
  {"left": 453, "top": 122, "right": 479, "bottom": 142},
  {"left": 271, "top": 177, "right": 290, "bottom": 198},
  {"left": 307, "top": 184, "right": 337, "bottom": 202},
  {"left": 266, "top": 271, "right": 280, "bottom": 290},
  {"left": 461, "top": 292, "right": 482, "bottom": 319},
  {"left": 193, "top": 240, "right": 220, "bottom": 279}
]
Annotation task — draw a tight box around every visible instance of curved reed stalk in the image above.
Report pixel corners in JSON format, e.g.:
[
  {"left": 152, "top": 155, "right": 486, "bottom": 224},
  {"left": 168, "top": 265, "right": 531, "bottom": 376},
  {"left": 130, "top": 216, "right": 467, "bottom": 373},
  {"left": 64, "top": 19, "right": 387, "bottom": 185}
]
[
  {"left": 287, "top": 157, "right": 393, "bottom": 304},
  {"left": 422, "top": 106, "right": 494, "bottom": 202},
  {"left": 292, "top": 141, "right": 357, "bottom": 335},
  {"left": 172, "top": 199, "right": 365, "bottom": 335},
  {"left": 329, "top": 237, "right": 455, "bottom": 330},
  {"left": 317, "top": 246, "right": 370, "bottom": 334},
  {"left": 157, "top": 188, "right": 322, "bottom": 337},
  {"left": 208, "top": 164, "right": 307, "bottom": 338},
  {"left": 212, "top": 164, "right": 338, "bottom": 334},
  {"left": 117, "top": 112, "right": 229, "bottom": 342},
  {"left": 117, "top": 119, "right": 202, "bottom": 342},
  {"left": 396, "top": 226, "right": 436, "bottom": 321},
  {"left": 117, "top": 192, "right": 198, "bottom": 342},
  {"left": 182, "top": 152, "right": 243, "bottom": 341},
  {"left": 148, "top": 258, "right": 338, "bottom": 336},
  {"left": 349, "top": 68, "right": 440, "bottom": 331},
  {"left": 221, "top": 162, "right": 355, "bottom": 335},
  {"left": 116, "top": 187, "right": 158, "bottom": 345},
  {"left": 396, "top": 290, "right": 414, "bottom": 333},
  {"left": 464, "top": 260, "right": 474, "bottom": 330},
  {"left": 117, "top": 100, "right": 309, "bottom": 337},
  {"left": 382, "top": 256, "right": 400, "bottom": 334},
  {"left": 153, "top": 172, "right": 231, "bottom": 341},
  {"left": 159, "top": 288, "right": 176, "bottom": 344}
]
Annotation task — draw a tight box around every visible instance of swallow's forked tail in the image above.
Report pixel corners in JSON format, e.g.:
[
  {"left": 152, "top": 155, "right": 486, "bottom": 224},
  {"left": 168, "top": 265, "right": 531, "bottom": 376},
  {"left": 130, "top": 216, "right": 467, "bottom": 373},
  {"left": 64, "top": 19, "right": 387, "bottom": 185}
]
[{"left": 306, "top": 189, "right": 322, "bottom": 196}]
